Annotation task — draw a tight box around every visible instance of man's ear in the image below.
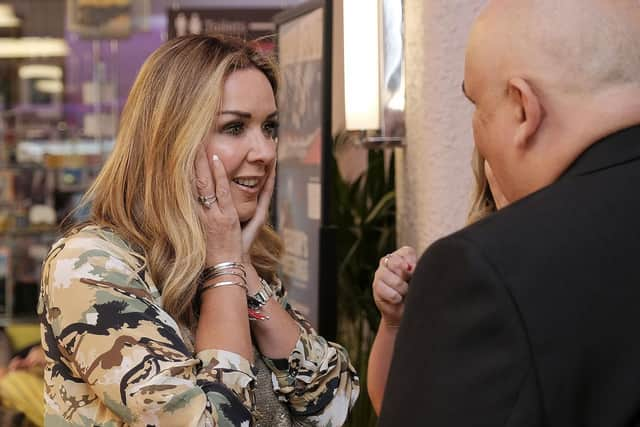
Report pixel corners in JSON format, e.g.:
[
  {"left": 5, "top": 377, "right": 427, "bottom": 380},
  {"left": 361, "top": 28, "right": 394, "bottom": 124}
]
[{"left": 507, "top": 77, "right": 542, "bottom": 148}]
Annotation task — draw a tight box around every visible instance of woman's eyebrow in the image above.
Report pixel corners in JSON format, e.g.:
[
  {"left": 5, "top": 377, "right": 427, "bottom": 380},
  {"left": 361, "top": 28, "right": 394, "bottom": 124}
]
[
  {"left": 219, "top": 110, "right": 252, "bottom": 118},
  {"left": 218, "top": 110, "right": 279, "bottom": 119}
]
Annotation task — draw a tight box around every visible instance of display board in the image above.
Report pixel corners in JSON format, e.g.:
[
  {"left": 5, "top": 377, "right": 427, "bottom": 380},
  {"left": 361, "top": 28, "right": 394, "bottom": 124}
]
[{"left": 275, "top": 0, "right": 334, "bottom": 335}]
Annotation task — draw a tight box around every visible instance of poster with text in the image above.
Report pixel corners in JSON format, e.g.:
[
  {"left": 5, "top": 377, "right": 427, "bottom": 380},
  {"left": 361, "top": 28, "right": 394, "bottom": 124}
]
[{"left": 275, "top": 6, "right": 324, "bottom": 328}]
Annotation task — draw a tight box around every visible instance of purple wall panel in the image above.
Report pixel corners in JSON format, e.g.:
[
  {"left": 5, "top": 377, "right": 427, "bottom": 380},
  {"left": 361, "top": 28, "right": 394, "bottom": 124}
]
[
  {"left": 63, "top": 0, "right": 305, "bottom": 134},
  {"left": 64, "top": 22, "right": 165, "bottom": 130}
]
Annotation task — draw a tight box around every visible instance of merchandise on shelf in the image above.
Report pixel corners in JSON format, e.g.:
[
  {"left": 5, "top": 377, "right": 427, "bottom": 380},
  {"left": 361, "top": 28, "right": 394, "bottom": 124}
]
[{"left": 0, "top": 139, "right": 111, "bottom": 324}]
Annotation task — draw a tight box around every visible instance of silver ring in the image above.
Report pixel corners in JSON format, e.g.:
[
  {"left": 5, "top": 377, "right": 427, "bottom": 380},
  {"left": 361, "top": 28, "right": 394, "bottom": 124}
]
[
  {"left": 383, "top": 254, "right": 391, "bottom": 268},
  {"left": 198, "top": 194, "right": 217, "bottom": 209}
]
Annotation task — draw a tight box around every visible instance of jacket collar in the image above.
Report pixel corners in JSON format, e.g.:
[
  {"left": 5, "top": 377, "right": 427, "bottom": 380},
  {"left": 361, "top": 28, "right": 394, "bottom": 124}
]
[{"left": 562, "top": 124, "right": 640, "bottom": 178}]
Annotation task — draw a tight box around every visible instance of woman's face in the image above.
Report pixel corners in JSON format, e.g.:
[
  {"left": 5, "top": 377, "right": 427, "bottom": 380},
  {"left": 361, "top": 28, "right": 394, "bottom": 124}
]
[{"left": 204, "top": 67, "right": 278, "bottom": 222}]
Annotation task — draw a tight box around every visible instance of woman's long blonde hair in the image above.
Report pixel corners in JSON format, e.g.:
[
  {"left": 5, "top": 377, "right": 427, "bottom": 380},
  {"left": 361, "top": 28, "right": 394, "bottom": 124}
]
[
  {"left": 467, "top": 148, "right": 497, "bottom": 224},
  {"left": 80, "top": 35, "right": 283, "bottom": 330}
]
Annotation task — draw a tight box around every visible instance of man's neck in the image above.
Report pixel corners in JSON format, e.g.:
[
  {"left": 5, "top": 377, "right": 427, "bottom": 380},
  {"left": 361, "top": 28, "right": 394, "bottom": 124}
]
[
  {"left": 509, "top": 87, "right": 640, "bottom": 202},
  {"left": 565, "top": 84, "right": 640, "bottom": 149}
]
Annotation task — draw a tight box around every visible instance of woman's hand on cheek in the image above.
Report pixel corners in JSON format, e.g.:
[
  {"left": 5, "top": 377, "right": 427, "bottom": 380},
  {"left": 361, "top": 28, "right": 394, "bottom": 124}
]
[
  {"left": 194, "top": 147, "right": 243, "bottom": 266},
  {"left": 241, "top": 160, "right": 276, "bottom": 259}
]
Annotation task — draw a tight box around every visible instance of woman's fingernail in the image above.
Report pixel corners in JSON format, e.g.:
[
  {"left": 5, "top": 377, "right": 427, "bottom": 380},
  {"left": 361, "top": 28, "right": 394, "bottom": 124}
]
[{"left": 213, "top": 154, "right": 219, "bottom": 162}]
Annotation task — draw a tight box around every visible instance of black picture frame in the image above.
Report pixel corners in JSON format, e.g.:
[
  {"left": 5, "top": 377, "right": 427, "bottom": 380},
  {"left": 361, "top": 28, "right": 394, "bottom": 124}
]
[{"left": 274, "top": 0, "right": 336, "bottom": 339}]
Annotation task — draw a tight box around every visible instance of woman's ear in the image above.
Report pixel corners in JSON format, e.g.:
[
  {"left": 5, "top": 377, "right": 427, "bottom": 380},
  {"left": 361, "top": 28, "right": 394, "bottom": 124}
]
[{"left": 507, "top": 77, "right": 542, "bottom": 149}]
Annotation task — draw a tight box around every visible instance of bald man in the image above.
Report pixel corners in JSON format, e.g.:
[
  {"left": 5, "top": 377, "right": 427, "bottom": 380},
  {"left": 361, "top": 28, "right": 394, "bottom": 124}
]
[{"left": 378, "top": 1, "right": 640, "bottom": 426}]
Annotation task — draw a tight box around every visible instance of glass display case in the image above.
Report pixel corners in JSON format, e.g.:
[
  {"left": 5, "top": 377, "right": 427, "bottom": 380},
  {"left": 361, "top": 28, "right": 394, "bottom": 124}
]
[{"left": 0, "top": 142, "right": 108, "bottom": 325}]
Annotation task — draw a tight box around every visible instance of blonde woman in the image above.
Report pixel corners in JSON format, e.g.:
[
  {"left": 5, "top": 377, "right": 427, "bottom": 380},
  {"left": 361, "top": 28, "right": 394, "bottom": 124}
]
[
  {"left": 39, "top": 35, "right": 359, "bottom": 427},
  {"left": 367, "top": 149, "right": 507, "bottom": 414}
]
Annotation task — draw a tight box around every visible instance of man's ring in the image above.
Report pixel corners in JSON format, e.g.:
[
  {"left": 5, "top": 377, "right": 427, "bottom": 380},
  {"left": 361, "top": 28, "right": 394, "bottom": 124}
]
[{"left": 198, "top": 194, "right": 217, "bottom": 209}]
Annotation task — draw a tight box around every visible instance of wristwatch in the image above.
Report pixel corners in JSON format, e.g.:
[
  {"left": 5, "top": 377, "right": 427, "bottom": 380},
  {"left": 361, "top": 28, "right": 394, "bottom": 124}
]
[{"left": 247, "top": 278, "right": 273, "bottom": 310}]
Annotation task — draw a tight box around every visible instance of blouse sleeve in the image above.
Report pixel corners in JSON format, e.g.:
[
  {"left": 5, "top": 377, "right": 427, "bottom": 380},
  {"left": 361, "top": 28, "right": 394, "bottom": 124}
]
[
  {"left": 39, "top": 239, "right": 256, "bottom": 427},
  {"left": 260, "top": 278, "right": 360, "bottom": 426}
]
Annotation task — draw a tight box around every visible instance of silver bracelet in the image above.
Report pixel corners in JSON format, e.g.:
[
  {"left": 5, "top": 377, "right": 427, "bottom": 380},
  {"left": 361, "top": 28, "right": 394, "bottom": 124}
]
[
  {"left": 247, "top": 278, "right": 273, "bottom": 310},
  {"left": 200, "top": 279, "right": 248, "bottom": 294},
  {"left": 205, "top": 270, "right": 248, "bottom": 282},
  {"left": 210, "top": 261, "right": 244, "bottom": 270},
  {"left": 201, "top": 262, "right": 246, "bottom": 284}
]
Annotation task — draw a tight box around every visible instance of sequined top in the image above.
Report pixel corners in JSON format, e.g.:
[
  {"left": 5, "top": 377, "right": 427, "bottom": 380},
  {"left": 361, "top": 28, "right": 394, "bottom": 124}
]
[{"left": 38, "top": 225, "right": 359, "bottom": 426}]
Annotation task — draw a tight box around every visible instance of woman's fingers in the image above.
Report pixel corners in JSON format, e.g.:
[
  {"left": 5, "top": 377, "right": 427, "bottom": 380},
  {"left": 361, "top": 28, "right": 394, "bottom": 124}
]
[
  {"left": 373, "top": 250, "right": 413, "bottom": 325},
  {"left": 395, "top": 246, "right": 417, "bottom": 268},
  {"left": 240, "top": 161, "right": 276, "bottom": 252},
  {"left": 381, "top": 248, "right": 415, "bottom": 281},
  {"left": 373, "top": 246, "right": 417, "bottom": 308},
  {"left": 209, "top": 154, "right": 235, "bottom": 214},
  {"left": 374, "top": 279, "right": 404, "bottom": 304},
  {"left": 195, "top": 149, "right": 243, "bottom": 265},
  {"left": 8, "top": 356, "right": 24, "bottom": 371},
  {"left": 256, "top": 161, "right": 276, "bottom": 219},
  {"left": 194, "top": 148, "right": 221, "bottom": 214},
  {"left": 378, "top": 268, "right": 409, "bottom": 297}
]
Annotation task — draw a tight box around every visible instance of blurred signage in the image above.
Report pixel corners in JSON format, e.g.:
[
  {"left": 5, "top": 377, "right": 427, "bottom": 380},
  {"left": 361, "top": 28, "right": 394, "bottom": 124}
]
[
  {"left": 67, "top": 0, "right": 132, "bottom": 39},
  {"left": 168, "top": 8, "right": 280, "bottom": 43},
  {"left": 275, "top": 6, "right": 325, "bottom": 328}
]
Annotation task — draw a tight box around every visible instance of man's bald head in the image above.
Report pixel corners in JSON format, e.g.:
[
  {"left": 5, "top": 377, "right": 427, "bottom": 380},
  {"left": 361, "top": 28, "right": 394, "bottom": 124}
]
[
  {"left": 470, "top": 0, "right": 640, "bottom": 96},
  {"left": 464, "top": 0, "right": 640, "bottom": 204}
]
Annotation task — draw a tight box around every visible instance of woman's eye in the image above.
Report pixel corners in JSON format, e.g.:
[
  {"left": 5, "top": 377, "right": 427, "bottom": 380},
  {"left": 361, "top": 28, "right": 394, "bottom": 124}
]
[
  {"left": 262, "top": 121, "right": 279, "bottom": 139},
  {"left": 222, "top": 123, "right": 244, "bottom": 136}
]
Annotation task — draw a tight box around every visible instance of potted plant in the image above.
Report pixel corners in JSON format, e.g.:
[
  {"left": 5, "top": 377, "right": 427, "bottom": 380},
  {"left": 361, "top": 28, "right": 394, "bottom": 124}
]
[{"left": 331, "top": 140, "right": 396, "bottom": 427}]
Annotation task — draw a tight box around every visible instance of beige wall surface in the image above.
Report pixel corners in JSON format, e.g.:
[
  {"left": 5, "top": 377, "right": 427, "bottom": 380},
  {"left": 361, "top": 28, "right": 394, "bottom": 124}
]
[{"left": 397, "top": 0, "right": 487, "bottom": 255}]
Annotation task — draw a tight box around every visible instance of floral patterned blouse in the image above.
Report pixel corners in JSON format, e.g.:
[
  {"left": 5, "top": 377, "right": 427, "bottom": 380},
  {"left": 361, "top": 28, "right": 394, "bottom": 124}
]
[{"left": 38, "top": 226, "right": 359, "bottom": 426}]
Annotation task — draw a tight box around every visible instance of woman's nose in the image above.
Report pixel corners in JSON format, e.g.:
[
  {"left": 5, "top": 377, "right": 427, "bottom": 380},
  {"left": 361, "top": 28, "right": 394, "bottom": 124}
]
[{"left": 248, "top": 128, "right": 276, "bottom": 163}]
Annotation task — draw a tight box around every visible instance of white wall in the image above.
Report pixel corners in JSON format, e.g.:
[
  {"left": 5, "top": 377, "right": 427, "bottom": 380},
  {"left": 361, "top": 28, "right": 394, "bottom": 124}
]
[{"left": 397, "top": 0, "right": 487, "bottom": 254}]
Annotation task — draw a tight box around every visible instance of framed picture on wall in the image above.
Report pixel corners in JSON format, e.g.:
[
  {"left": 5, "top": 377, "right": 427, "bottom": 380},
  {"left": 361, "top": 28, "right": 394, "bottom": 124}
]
[{"left": 274, "top": 0, "right": 335, "bottom": 337}]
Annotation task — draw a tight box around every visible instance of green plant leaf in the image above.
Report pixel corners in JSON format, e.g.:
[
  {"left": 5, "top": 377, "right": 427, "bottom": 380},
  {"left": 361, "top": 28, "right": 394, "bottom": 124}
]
[
  {"left": 331, "top": 135, "right": 396, "bottom": 427},
  {"left": 364, "top": 191, "right": 396, "bottom": 225}
]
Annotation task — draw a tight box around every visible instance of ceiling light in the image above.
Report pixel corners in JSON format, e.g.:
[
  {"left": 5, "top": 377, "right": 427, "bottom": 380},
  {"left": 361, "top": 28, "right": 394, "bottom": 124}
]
[
  {"left": 343, "top": 0, "right": 380, "bottom": 130},
  {"left": 0, "top": 4, "right": 20, "bottom": 28},
  {"left": 0, "top": 38, "right": 68, "bottom": 58},
  {"left": 19, "top": 65, "right": 63, "bottom": 80},
  {"left": 35, "top": 79, "right": 63, "bottom": 94}
]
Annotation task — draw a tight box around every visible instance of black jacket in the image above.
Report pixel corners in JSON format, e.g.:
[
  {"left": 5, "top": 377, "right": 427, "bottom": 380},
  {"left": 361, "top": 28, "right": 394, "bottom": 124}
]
[{"left": 378, "top": 125, "right": 640, "bottom": 427}]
